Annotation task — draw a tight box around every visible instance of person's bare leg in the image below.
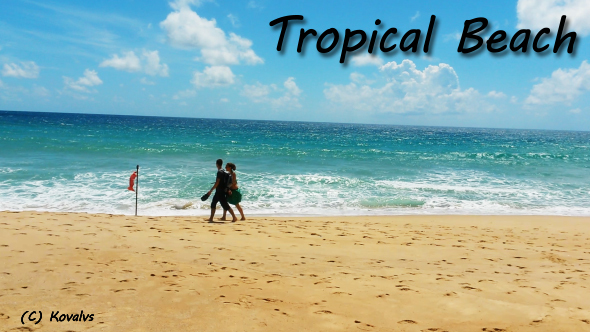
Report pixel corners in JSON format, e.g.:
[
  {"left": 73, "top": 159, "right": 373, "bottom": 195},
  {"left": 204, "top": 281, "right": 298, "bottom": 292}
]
[
  {"left": 220, "top": 209, "right": 227, "bottom": 220},
  {"left": 227, "top": 207, "right": 237, "bottom": 222},
  {"left": 236, "top": 204, "right": 245, "bottom": 220},
  {"left": 207, "top": 207, "right": 215, "bottom": 222}
]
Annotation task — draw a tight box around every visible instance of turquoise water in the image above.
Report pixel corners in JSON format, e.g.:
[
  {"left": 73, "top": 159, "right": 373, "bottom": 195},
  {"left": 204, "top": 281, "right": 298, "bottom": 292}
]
[{"left": 1, "top": 110, "right": 589, "bottom": 216}]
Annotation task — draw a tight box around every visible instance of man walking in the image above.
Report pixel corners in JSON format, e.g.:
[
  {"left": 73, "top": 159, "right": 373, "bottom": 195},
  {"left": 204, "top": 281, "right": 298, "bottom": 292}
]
[{"left": 206, "top": 159, "right": 237, "bottom": 222}]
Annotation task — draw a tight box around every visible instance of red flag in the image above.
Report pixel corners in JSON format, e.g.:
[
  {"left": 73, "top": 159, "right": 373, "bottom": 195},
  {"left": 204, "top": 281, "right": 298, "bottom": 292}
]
[{"left": 128, "top": 171, "right": 137, "bottom": 191}]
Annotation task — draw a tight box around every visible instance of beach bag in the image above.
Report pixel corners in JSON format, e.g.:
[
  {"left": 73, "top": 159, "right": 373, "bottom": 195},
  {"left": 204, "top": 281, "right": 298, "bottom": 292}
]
[{"left": 218, "top": 170, "right": 231, "bottom": 192}]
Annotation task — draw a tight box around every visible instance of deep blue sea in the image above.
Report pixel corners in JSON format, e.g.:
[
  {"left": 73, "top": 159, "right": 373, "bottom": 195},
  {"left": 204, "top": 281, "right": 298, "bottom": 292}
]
[{"left": 1, "top": 111, "right": 589, "bottom": 216}]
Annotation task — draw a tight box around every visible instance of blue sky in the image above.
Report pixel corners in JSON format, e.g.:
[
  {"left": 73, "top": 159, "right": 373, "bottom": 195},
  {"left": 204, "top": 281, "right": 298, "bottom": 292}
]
[{"left": 1, "top": 0, "right": 589, "bottom": 130}]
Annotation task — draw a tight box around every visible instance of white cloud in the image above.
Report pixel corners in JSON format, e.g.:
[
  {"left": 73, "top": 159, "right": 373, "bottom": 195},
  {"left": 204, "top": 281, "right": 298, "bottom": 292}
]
[
  {"left": 411, "top": 11, "right": 420, "bottom": 22},
  {"left": 488, "top": 91, "right": 507, "bottom": 98},
  {"left": 63, "top": 69, "right": 103, "bottom": 93},
  {"left": 191, "top": 65, "right": 235, "bottom": 88},
  {"left": 242, "top": 82, "right": 272, "bottom": 99},
  {"left": 324, "top": 59, "right": 494, "bottom": 115},
  {"left": 517, "top": 0, "right": 590, "bottom": 36},
  {"left": 160, "top": 5, "right": 263, "bottom": 66},
  {"left": 173, "top": 89, "right": 197, "bottom": 99},
  {"left": 227, "top": 14, "right": 240, "bottom": 27},
  {"left": 351, "top": 54, "right": 383, "bottom": 67},
  {"left": 570, "top": 108, "right": 582, "bottom": 113},
  {"left": 142, "top": 50, "right": 169, "bottom": 77},
  {"left": 350, "top": 72, "right": 374, "bottom": 85},
  {"left": 525, "top": 61, "right": 590, "bottom": 105},
  {"left": 169, "top": 0, "right": 211, "bottom": 11},
  {"left": 2, "top": 61, "right": 40, "bottom": 79},
  {"left": 283, "top": 77, "right": 301, "bottom": 96},
  {"left": 247, "top": 1, "right": 264, "bottom": 9},
  {"left": 443, "top": 32, "right": 462, "bottom": 42},
  {"left": 100, "top": 50, "right": 168, "bottom": 77},
  {"left": 100, "top": 51, "right": 141, "bottom": 72},
  {"left": 33, "top": 86, "right": 50, "bottom": 97},
  {"left": 241, "top": 77, "right": 302, "bottom": 108},
  {"left": 140, "top": 77, "right": 155, "bottom": 85}
]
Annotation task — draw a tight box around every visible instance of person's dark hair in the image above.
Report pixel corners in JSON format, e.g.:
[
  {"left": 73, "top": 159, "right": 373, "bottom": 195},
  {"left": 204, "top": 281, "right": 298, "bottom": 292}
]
[
  {"left": 226, "top": 162, "right": 236, "bottom": 171},
  {"left": 216, "top": 159, "right": 223, "bottom": 167}
]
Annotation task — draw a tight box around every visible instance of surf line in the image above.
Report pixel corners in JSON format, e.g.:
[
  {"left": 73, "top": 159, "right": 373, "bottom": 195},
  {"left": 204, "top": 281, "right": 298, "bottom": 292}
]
[{"left": 269, "top": 15, "right": 437, "bottom": 64}]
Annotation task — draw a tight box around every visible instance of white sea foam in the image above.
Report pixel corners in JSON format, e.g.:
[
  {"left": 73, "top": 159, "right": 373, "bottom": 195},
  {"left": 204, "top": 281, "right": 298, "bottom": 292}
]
[{"left": 1, "top": 168, "right": 588, "bottom": 217}]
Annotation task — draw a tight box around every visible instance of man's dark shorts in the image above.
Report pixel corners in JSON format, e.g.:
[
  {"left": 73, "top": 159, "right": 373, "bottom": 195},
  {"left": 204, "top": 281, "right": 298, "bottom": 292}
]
[{"left": 211, "top": 191, "right": 230, "bottom": 211}]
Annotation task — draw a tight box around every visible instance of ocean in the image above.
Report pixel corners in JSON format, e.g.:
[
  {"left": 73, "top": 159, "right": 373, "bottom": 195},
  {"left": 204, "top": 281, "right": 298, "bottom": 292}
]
[{"left": 1, "top": 110, "right": 589, "bottom": 216}]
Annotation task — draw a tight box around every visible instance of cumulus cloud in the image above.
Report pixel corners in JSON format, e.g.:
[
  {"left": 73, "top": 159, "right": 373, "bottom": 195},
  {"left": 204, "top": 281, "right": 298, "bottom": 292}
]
[
  {"left": 241, "top": 77, "right": 302, "bottom": 108},
  {"left": 160, "top": 4, "right": 263, "bottom": 66},
  {"left": 351, "top": 54, "right": 383, "bottom": 67},
  {"left": 517, "top": 0, "right": 590, "bottom": 36},
  {"left": 191, "top": 65, "right": 235, "bottom": 88},
  {"left": 100, "top": 50, "right": 168, "bottom": 77},
  {"left": 525, "top": 61, "right": 590, "bottom": 105},
  {"left": 63, "top": 69, "right": 103, "bottom": 93},
  {"left": 2, "top": 61, "right": 40, "bottom": 79},
  {"left": 324, "top": 59, "right": 494, "bottom": 115},
  {"left": 142, "top": 50, "right": 169, "bottom": 76},
  {"left": 100, "top": 51, "right": 141, "bottom": 72}
]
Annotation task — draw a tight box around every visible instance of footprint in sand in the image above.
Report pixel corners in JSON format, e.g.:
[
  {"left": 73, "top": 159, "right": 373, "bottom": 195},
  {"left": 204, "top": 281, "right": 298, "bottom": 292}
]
[
  {"left": 259, "top": 298, "right": 283, "bottom": 303},
  {"left": 314, "top": 310, "right": 332, "bottom": 314}
]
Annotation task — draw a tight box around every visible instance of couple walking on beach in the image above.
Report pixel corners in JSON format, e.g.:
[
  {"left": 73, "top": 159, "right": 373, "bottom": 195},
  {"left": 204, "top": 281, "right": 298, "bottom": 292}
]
[{"left": 206, "top": 159, "right": 245, "bottom": 222}]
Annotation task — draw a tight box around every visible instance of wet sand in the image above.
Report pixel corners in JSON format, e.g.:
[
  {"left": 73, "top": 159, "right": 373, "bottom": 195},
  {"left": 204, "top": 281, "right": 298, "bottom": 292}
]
[{"left": 1, "top": 212, "right": 590, "bottom": 331}]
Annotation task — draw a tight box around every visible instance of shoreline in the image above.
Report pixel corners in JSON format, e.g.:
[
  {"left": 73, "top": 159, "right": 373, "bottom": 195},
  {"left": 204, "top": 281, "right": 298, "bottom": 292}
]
[
  {"left": 3, "top": 209, "right": 590, "bottom": 218},
  {"left": 1, "top": 211, "right": 589, "bottom": 331}
]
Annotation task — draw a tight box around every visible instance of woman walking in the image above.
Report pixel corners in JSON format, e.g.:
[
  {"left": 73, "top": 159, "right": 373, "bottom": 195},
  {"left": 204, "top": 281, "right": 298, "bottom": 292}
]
[{"left": 222, "top": 162, "right": 245, "bottom": 221}]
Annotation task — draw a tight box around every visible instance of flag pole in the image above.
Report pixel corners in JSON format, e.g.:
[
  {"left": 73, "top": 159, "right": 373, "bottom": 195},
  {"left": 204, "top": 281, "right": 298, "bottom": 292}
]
[{"left": 135, "top": 165, "right": 139, "bottom": 216}]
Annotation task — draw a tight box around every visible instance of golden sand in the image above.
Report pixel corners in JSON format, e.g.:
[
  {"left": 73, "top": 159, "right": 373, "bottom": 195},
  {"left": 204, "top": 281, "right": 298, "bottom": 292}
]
[{"left": 1, "top": 212, "right": 590, "bottom": 331}]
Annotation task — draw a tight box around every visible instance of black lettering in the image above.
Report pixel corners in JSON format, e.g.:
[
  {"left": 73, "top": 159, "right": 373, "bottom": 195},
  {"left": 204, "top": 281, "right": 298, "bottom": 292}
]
[
  {"left": 89, "top": 314, "right": 94, "bottom": 322},
  {"left": 400, "top": 29, "right": 421, "bottom": 52},
  {"left": 297, "top": 28, "right": 317, "bottom": 53},
  {"left": 59, "top": 314, "right": 66, "bottom": 322},
  {"left": 487, "top": 30, "right": 507, "bottom": 53},
  {"left": 554, "top": 15, "right": 576, "bottom": 53},
  {"left": 66, "top": 313, "right": 74, "bottom": 322},
  {"left": 423, "top": 15, "right": 436, "bottom": 53},
  {"left": 368, "top": 19, "right": 381, "bottom": 53},
  {"left": 269, "top": 15, "right": 304, "bottom": 51},
  {"left": 379, "top": 28, "right": 398, "bottom": 52},
  {"left": 510, "top": 29, "right": 530, "bottom": 52},
  {"left": 50, "top": 311, "right": 59, "bottom": 322},
  {"left": 73, "top": 314, "right": 80, "bottom": 321},
  {"left": 340, "top": 29, "right": 367, "bottom": 63},
  {"left": 458, "top": 17, "right": 488, "bottom": 53},
  {"left": 316, "top": 28, "right": 339, "bottom": 53},
  {"left": 533, "top": 28, "right": 550, "bottom": 52}
]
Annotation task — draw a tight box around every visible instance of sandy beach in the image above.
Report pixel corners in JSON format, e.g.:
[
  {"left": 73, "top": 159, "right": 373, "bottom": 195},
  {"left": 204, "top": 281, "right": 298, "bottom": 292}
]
[{"left": 1, "top": 212, "right": 590, "bottom": 332}]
